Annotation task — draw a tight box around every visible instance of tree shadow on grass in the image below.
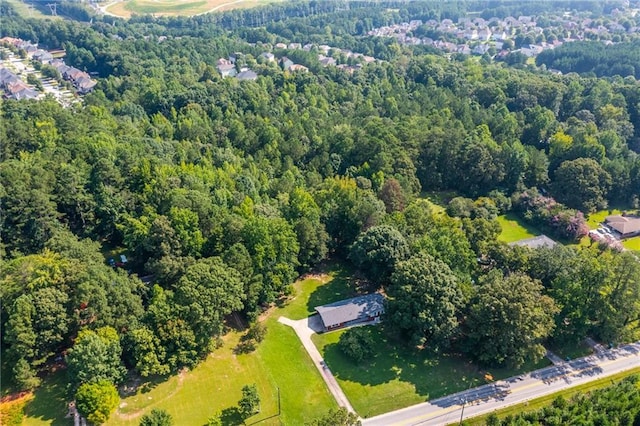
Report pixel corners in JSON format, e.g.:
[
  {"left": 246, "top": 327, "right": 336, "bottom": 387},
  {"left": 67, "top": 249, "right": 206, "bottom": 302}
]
[
  {"left": 322, "top": 325, "right": 484, "bottom": 402},
  {"left": 23, "top": 371, "right": 70, "bottom": 426},
  {"left": 307, "top": 265, "right": 362, "bottom": 311},
  {"left": 219, "top": 406, "right": 244, "bottom": 426}
]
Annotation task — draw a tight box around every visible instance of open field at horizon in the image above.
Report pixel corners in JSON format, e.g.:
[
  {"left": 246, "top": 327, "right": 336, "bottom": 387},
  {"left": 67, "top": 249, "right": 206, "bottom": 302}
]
[{"left": 104, "top": 0, "right": 280, "bottom": 18}]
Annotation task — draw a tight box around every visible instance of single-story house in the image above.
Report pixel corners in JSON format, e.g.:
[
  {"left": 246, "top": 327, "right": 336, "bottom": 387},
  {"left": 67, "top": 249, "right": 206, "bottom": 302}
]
[
  {"left": 315, "top": 293, "right": 385, "bottom": 332},
  {"left": 509, "top": 234, "right": 557, "bottom": 249},
  {"left": 605, "top": 215, "right": 640, "bottom": 239},
  {"left": 236, "top": 70, "right": 258, "bottom": 81}
]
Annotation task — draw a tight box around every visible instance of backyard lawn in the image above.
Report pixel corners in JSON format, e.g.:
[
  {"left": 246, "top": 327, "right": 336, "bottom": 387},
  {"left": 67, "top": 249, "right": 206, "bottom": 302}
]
[
  {"left": 311, "top": 326, "right": 551, "bottom": 418},
  {"left": 496, "top": 213, "right": 541, "bottom": 243},
  {"left": 585, "top": 208, "right": 624, "bottom": 229},
  {"left": 21, "top": 264, "right": 357, "bottom": 426}
]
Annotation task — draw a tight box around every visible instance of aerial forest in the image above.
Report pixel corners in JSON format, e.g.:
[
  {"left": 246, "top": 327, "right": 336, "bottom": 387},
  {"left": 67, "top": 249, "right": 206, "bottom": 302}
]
[{"left": 2, "top": 0, "right": 640, "bottom": 422}]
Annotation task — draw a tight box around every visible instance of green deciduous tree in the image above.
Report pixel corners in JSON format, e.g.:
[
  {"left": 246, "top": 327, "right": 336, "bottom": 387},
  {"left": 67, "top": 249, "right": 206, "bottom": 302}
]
[
  {"left": 306, "top": 407, "right": 362, "bottom": 426},
  {"left": 551, "top": 158, "right": 612, "bottom": 212},
  {"left": 75, "top": 380, "right": 119, "bottom": 425},
  {"left": 124, "top": 326, "right": 170, "bottom": 377},
  {"left": 174, "top": 257, "right": 245, "bottom": 353},
  {"left": 350, "top": 225, "right": 409, "bottom": 284},
  {"left": 66, "top": 326, "right": 126, "bottom": 387},
  {"left": 338, "top": 327, "right": 376, "bottom": 362},
  {"left": 238, "top": 384, "right": 260, "bottom": 418},
  {"left": 139, "top": 409, "right": 173, "bottom": 426},
  {"left": 465, "top": 272, "right": 558, "bottom": 368},
  {"left": 387, "top": 253, "right": 464, "bottom": 350}
]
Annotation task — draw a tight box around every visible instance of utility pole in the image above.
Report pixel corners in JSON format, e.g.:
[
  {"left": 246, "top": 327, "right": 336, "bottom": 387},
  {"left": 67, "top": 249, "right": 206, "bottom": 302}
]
[
  {"left": 459, "top": 397, "right": 466, "bottom": 425},
  {"left": 46, "top": 2, "right": 57, "bottom": 16}
]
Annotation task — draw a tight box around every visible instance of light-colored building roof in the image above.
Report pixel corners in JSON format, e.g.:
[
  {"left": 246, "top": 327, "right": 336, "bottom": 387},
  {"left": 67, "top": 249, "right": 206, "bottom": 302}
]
[
  {"left": 315, "top": 293, "right": 385, "bottom": 329},
  {"left": 509, "top": 234, "right": 557, "bottom": 249},
  {"left": 605, "top": 215, "right": 640, "bottom": 235},
  {"left": 236, "top": 70, "right": 258, "bottom": 81}
]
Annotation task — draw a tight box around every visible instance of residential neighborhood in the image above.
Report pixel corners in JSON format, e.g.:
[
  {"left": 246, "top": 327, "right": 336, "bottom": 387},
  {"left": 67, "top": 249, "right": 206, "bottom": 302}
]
[
  {"left": 0, "top": 36, "right": 96, "bottom": 105},
  {"left": 367, "top": 7, "right": 640, "bottom": 60}
]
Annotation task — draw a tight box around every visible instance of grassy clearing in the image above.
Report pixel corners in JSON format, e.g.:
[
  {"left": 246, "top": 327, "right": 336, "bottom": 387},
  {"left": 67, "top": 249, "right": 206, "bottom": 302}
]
[
  {"left": 3, "top": 0, "right": 62, "bottom": 20},
  {"left": 312, "top": 326, "right": 550, "bottom": 419},
  {"left": 463, "top": 368, "right": 640, "bottom": 425},
  {"left": 496, "top": 213, "right": 540, "bottom": 243},
  {"left": 585, "top": 208, "right": 623, "bottom": 229},
  {"left": 622, "top": 237, "right": 640, "bottom": 251},
  {"left": 106, "top": 0, "right": 280, "bottom": 18},
  {"left": 23, "top": 370, "right": 70, "bottom": 426},
  {"left": 420, "top": 190, "right": 458, "bottom": 213},
  {"left": 22, "top": 264, "right": 351, "bottom": 425}
]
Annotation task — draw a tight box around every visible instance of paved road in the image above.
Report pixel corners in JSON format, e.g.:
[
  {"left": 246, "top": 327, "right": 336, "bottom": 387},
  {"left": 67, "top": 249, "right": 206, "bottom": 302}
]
[
  {"left": 363, "top": 342, "right": 640, "bottom": 426},
  {"left": 278, "top": 316, "right": 356, "bottom": 413}
]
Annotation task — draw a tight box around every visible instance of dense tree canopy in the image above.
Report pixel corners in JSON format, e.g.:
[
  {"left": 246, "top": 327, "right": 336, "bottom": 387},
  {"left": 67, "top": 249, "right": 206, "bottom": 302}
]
[
  {"left": 2, "top": 0, "right": 640, "bottom": 411},
  {"left": 465, "top": 272, "right": 558, "bottom": 368},
  {"left": 387, "top": 253, "right": 465, "bottom": 350}
]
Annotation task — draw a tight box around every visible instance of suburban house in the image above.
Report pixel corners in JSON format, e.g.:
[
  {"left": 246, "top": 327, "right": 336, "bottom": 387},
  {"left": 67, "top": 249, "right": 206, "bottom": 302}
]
[
  {"left": 314, "top": 293, "right": 385, "bottom": 332},
  {"left": 605, "top": 215, "right": 640, "bottom": 239},
  {"left": 217, "top": 63, "right": 237, "bottom": 78},
  {"left": 236, "top": 70, "right": 258, "bottom": 81},
  {"left": 509, "top": 234, "right": 557, "bottom": 249},
  {"left": 280, "top": 56, "right": 294, "bottom": 71},
  {"left": 32, "top": 49, "right": 53, "bottom": 63},
  {"left": 288, "top": 64, "right": 309, "bottom": 72},
  {"left": 260, "top": 52, "right": 275, "bottom": 62}
]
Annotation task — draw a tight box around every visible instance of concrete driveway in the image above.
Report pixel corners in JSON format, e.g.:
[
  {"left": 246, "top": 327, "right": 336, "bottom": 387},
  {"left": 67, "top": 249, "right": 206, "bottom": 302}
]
[{"left": 278, "top": 315, "right": 356, "bottom": 413}]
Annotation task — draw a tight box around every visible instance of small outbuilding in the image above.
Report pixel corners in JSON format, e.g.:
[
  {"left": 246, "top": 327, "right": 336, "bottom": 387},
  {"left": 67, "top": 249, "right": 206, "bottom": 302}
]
[{"left": 315, "top": 293, "right": 385, "bottom": 332}]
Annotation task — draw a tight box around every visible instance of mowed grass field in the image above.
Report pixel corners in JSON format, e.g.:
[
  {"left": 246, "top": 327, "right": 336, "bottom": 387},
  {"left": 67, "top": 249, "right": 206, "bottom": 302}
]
[
  {"left": 312, "top": 326, "right": 551, "bottom": 419},
  {"left": 496, "top": 213, "right": 541, "bottom": 243},
  {"left": 21, "top": 264, "right": 359, "bottom": 426},
  {"left": 105, "top": 0, "right": 280, "bottom": 17}
]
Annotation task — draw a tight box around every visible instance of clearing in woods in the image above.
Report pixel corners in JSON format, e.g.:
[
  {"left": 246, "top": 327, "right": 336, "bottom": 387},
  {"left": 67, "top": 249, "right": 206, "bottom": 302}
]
[{"left": 104, "top": 0, "right": 280, "bottom": 18}]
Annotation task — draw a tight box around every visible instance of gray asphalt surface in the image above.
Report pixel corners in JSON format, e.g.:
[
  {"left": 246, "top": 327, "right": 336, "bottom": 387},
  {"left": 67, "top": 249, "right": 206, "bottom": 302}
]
[{"left": 363, "top": 342, "right": 640, "bottom": 426}]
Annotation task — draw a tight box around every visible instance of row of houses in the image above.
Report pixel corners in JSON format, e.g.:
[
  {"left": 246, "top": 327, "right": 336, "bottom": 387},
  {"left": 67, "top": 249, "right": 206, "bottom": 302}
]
[
  {"left": 367, "top": 6, "right": 640, "bottom": 58},
  {"left": 1, "top": 37, "right": 97, "bottom": 95},
  {"left": 0, "top": 67, "right": 39, "bottom": 100},
  {"left": 49, "top": 59, "right": 97, "bottom": 94}
]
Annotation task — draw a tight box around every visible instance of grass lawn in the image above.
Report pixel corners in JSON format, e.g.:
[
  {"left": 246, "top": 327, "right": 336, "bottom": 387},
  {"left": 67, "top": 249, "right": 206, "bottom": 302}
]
[
  {"left": 23, "top": 370, "right": 70, "bottom": 426},
  {"left": 20, "top": 264, "right": 355, "bottom": 425},
  {"left": 496, "top": 213, "right": 541, "bottom": 243},
  {"left": 106, "top": 0, "right": 281, "bottom": 17},
  {"left": 547, "top": 341, "right": 593, "bottom": 360},
  {"left": 3, "top": 0, "right": 62, "bottom": 20},
  {"left": 420, "top": 190, "right": 458, "bottom": 213},
  {"left": 622, "top": 237, "right": 640, "bottom": 252},
  {"left": 311, "top": 326, "right": 550, "bottom": 419},
  {"left": 585, "top": 208, "right": 624, "bottom": 229},
  {"left": 463, "top": 368, "right": 640, "bottom": 425}
]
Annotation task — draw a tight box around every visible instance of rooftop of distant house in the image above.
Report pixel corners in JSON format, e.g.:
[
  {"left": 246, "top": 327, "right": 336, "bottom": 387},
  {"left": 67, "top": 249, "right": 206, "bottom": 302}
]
[{"left": 509, "top": 234, "right": 557, "bottom": 249}]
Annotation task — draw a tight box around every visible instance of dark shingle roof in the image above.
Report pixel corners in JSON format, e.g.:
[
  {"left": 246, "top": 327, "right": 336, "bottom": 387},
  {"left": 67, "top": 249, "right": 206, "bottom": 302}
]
[{"left": 315, "top": 293, "right": 384, "bottom": 328}]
